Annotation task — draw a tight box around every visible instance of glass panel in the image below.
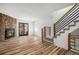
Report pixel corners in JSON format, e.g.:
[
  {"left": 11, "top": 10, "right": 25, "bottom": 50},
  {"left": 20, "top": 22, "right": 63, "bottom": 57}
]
[
  {"left": 75, "top": 38, "right": 79, "bottom": 50},
  {"left": 70, "top": 34, "right": 79, "bottom": 51},
  {"left": 70, "top": 34, "right": 75, "bottom": 49}
]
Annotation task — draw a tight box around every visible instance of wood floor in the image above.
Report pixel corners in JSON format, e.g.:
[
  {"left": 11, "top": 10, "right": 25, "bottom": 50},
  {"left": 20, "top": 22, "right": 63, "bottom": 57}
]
[{"left": 0, "top": 36, "right": 79, "bottom": 55}]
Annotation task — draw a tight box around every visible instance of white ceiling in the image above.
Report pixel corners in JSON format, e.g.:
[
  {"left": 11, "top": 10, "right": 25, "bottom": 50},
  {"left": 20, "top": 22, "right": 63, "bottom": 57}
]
[{"left": 0, "top": 3, "right": 74, "bottom": 21}]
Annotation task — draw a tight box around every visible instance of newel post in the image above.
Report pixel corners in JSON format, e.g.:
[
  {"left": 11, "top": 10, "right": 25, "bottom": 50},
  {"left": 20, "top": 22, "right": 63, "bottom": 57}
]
[{"left": 68, "top": 33, "right": 71, "bottom": 50}]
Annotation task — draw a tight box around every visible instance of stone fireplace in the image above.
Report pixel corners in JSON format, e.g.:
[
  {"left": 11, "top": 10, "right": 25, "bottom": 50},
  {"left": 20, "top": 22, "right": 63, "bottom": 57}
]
[{"left": 0, "top": 13, "right": 16, "bottom": 41}]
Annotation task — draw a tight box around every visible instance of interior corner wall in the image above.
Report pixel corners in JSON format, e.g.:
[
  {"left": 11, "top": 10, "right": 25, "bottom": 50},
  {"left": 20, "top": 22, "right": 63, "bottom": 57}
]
[{"left": 34, "top": 19, "right": 53, "bottom": 37}]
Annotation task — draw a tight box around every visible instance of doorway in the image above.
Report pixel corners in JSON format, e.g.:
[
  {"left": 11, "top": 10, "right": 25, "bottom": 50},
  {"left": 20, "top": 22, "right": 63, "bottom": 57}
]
[{"left": 19, "top": 23, "right": 29, "bottom": 36}]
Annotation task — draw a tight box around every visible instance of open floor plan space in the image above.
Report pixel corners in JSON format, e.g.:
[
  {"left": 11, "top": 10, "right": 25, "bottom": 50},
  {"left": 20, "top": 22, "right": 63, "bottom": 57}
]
[
  {"left": 0, "top": 36, "right": 79, "bottom": 55},
  {"left": 0, "top": 3, "right": 79, "bottom": 55}
]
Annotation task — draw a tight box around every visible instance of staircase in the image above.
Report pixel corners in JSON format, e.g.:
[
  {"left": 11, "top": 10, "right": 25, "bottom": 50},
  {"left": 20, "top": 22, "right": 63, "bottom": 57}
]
[
  {"left": 42, "top": 3, "right": 79, "bottom": 49},
  {"left": 54, "top": 3, "right": 79, "bottom": 37},
  {"left": 53, "top": 3, "right": 79, "bottom": 50}
]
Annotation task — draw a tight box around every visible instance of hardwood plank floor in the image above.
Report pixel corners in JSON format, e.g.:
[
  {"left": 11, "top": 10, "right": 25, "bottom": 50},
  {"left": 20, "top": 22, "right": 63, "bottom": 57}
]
[{"left": 0, "top": 36, "right": 79, "bottom": 55}]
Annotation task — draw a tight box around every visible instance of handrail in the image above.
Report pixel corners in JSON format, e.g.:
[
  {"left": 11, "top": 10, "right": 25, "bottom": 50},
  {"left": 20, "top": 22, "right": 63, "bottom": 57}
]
[
  {"left": 55, "top": 4, "right": 78, "bottom": 25},
  {"left": 55, "top": 4, "right": 79, "bottom": 28},
  {"left": 55, "top": 4, "right": 79, "bottom": 32}
]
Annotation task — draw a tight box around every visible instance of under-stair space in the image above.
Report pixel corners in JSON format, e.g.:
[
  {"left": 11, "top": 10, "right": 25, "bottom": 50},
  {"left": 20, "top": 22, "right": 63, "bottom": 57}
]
[{"left": 68, "top": 28, "right": 79, "bottom": 53}]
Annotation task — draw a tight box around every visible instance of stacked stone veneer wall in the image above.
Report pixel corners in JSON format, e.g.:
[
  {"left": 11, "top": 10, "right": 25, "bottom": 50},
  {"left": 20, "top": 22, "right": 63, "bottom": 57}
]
[{"left": 0, "top": 13, "right": 16, "bottom": 41}]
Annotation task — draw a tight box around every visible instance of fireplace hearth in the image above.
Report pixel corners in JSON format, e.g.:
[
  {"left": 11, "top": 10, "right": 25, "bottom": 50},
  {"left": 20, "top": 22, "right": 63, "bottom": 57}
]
[{"left": 5, "top": 28, "right": 15, "bottom": 39}]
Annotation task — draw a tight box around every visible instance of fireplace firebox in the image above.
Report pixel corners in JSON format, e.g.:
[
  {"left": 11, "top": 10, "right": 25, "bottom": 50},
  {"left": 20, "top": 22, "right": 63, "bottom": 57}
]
[{"left": 5, "top": 28, "right": 15, "bottom": 39}]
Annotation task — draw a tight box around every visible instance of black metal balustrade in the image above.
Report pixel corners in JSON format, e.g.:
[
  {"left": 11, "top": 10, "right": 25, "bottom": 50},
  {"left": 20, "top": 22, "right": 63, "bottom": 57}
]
[{"left": 54, "top": 3, "right": 79, "bottom": 37}]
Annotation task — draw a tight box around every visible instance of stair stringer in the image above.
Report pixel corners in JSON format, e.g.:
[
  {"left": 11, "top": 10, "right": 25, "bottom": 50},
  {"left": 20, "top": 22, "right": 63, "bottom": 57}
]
[
  {"left": 54, "top": 21, "right": 79, "bottom": 50},
  {"left": 59, "top": 18, "right": 79, "bottom": 34}
]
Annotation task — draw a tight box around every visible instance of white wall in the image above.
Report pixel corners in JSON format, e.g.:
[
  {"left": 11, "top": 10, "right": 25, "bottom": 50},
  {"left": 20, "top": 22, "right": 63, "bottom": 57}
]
[
  {"left": 54, "top": 21, "right": 79, "bottom": 49},
  {"left": 16, "top": 19, "right": 34, "bottom": 37},
  {"left": 52, "top": 5, "right": 74, "bottom": 23},
  {"left": 34, "top": 19, "right": 53, "bottom": 37}
]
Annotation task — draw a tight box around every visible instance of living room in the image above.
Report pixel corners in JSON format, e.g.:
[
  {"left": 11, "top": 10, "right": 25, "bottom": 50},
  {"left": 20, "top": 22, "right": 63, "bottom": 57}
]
[{"left": 0, "top": 3, "right": 79, "bottom": 55}]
